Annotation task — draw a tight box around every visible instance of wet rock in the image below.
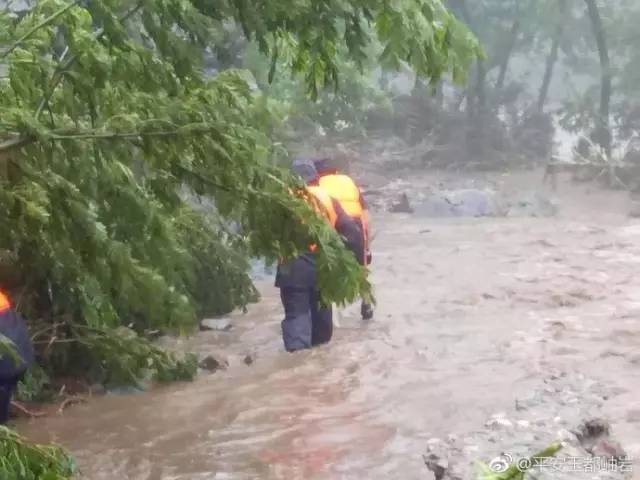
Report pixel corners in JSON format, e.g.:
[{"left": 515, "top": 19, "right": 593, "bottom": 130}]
[
  {"left": 390, "top": 193, "right": 414, "bottom": 213},
  {"left": 549, "top": 294, "right": 578, "bottom": 308},
  {"left": 575, "top": 418, "right": 610, "bottom": 446},
  {"left": 200, "top": 318, "right": 232, "bottom": 332},
  {"left": 515, "top": 399, "right": 527, "bottom": 411},
  {"left": 573, "top": 418, "right": 628, "bottom": 462},
  {"left": 243, "top": 353, "right": 256, "bottom": 366},
  {"left": 590, "top": 438, "right": 627, "bottom": 461},
  {"left": 423, "top": 453, "right": 448, "bottom": 480},
  {"left": 423, "top": 439, "right": 465, "bottom": 480},
  {"left": 506, "top": 191, "right": 557, "bottom": 218},
  {"left": 485, "top": 413, "right": 513, "bottom": 429},
  {"left": 198, "top": 353, "right": 229, "bottom": 372}
]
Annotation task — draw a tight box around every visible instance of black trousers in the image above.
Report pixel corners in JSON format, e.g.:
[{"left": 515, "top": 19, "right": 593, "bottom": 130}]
[
  {"left": 280, "top": 287, "right": 333, "bottom": 352},
  {"left": 0, "top": 377, "right": 18, "bottom": 424}
]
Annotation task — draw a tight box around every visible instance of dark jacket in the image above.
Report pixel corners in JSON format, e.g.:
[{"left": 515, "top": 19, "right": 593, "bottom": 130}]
[
  {"left": 0, "top": 307, "right": 34, "bottom": 381},
  {"left": 276, "top": 158, "right": 362, "bottom": 288}
]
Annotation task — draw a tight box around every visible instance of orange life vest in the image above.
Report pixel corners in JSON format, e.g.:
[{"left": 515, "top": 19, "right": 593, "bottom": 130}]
[
  {"left": 0, "top": 291, "right": 10, "bottom": 313},
  {"left": 305, "top": 185, "right": 337, "bottom": 252},
  {"left": 281, "top": 185, "right": 338, "bottom": 259},
  {"left": 317, "top": 174, "right": 363, "bottom": 218},
  {"left": 317, "top": 173, "right": 369, "bottom": 248},
  {"left": 306, "top": 185, "right": 337, "bottom": 228}
]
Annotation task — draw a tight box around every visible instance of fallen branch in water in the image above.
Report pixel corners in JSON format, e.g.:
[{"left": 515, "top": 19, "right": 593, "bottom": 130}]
[
  {"left": 10, "top": 400, "right": 46, "bottom": 418},
  {"left": 57, "top": 395, "right": 88, "bottom": 415}
]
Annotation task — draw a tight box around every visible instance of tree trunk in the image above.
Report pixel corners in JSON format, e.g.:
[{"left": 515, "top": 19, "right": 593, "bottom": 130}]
[
  {"left": 495, "top": 19, "right": 520, "bottom": 91},
  {"left": 453, "top": 0, "right": 482, "bottom": 118},
  {"left": 537, "top": 1, "right": 566, "bottom": 113},
  {"left": 412, "top": 75, "right": 425, "bottom": 96},
  {"left": 433, "top": 81, "right": 444, "bottom": 109},
  {"left": 584, "top": 0, "right": 612, "bottom": 159},
  {"left": 380, "top": 70, "right": 390, "bottom": 91},
  {"left": 476, "top": 59, "right": 487, "bottom": 116}
]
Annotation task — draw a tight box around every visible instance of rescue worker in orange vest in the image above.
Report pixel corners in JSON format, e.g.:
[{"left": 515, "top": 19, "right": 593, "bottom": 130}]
[
  {"left": 276, "top": 157, "right": 361, "bottom": 352},
  {"left": 0, "top": 290, "right": 34, "bottom": 423},
  {"left": 311, "top": 158, "right": 374, "bottom": 320}
]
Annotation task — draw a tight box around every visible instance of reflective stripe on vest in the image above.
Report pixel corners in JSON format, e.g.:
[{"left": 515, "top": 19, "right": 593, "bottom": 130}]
[
  {"left": 0, "top": 291, "right": 10, "bottom": 313},
  {"left": 317, "top": 174, "right": 363, "bottom": 218}
]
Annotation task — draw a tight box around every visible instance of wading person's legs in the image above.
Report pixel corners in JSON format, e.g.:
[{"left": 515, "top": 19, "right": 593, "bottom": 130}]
[
  {"left": 310, "top": 290, "right": 333, "bottom": 346},
  {"left": 280, "top": 287, "right": 313, "bottom": 352}
]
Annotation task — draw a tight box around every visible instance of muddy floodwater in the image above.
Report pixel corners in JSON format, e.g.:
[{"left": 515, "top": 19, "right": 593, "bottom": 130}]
[{"left": 18, "top": 172, "right": 640, "bottom": 479}]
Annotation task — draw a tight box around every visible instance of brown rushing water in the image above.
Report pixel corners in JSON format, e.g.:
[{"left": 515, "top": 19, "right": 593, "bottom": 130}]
[{"left": 17, "top": 173, "right": 640, "bottom": 479}]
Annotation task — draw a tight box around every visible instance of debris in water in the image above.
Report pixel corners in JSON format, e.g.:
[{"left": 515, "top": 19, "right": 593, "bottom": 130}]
[
  {"left": 243, "top": 353, "right": 255, "bottom": 366},
  {"left": 200, "top": 318, "right": 233, "bottom": 332}
]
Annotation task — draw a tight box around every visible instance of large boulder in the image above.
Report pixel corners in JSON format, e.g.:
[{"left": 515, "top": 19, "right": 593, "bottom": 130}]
[{"left": 414, "top": 189, "right": 504, "bottom": 218}]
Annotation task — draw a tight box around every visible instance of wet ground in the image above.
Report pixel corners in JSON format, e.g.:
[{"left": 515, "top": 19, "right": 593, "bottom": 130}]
[{"left": 17, "top": 171, "right": 640, "bottom": 479}]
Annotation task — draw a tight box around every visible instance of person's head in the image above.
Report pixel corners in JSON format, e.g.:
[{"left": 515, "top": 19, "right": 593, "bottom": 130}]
[
  {"left": 290, "top": 157, "right": 319, "bottom": 184},
  {"left": 313, "top": 157, "right": 339, "bottom": 176}
]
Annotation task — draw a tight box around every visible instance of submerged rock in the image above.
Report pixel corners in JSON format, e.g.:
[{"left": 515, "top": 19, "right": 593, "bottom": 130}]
[
  {"left": 198, "top": 353, "right": 229, "bottom": 372},
  {"left": 389, "top": 192, "right": 414, "bottom": 213},
  {"left": 505, "top": 191, "right": 557, "bottom": 217}
]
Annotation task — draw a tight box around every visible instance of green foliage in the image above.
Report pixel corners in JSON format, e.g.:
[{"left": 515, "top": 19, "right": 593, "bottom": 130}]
[
  {"left": 74, "top": 326, "right": 198, "bottom": 387},
  {"left": 245, "top": 39, "right": 391, "bottom": 137},
  {"left": 0, "top": 0, "right": 477, "bottom": 387},
  {"left": 0, "top": 426, "right": 75, "bottom": 480},
  {"left": 223, "top": 0, "right": 480, "bottom": 98},
  {"left": 16, "top": 365, "right": 51, "bottom": 403}
]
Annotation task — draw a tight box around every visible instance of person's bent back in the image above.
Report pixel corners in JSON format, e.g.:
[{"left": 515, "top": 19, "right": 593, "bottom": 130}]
[
  {"left": 312, "top": 158, "right": 373, "bottom": 320},
  {"left": 312, "top": 158, "right": 369, "bottom": 264}
]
